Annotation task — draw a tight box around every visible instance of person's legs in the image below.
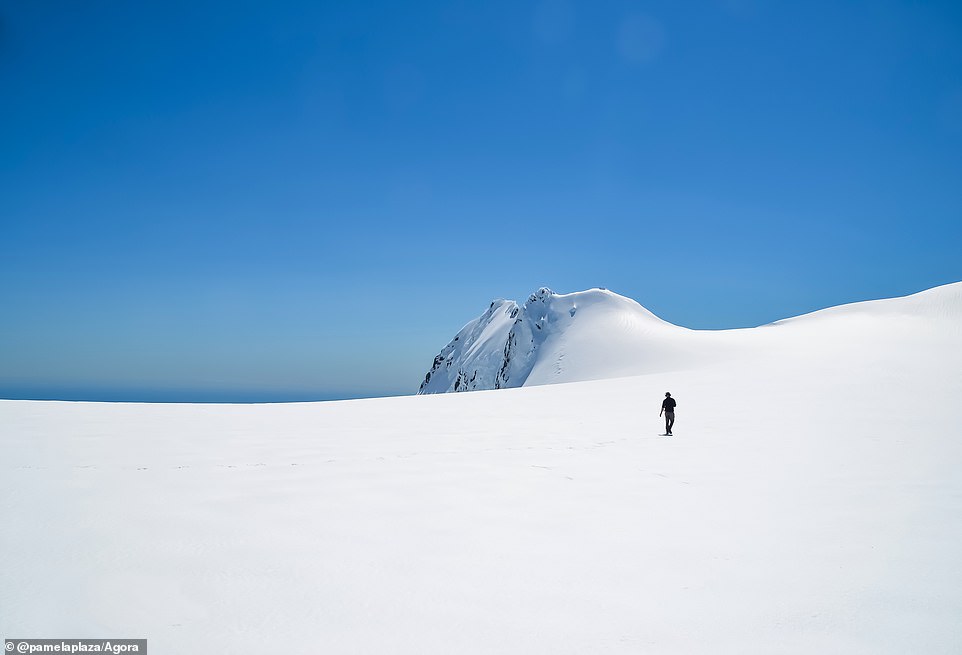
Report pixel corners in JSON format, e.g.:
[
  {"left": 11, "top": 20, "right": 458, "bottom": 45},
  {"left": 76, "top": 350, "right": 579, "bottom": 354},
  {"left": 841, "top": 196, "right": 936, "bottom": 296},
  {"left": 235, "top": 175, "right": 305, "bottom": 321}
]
[{"left": 666, "top": 411, "right": 674, "bottom": 434}]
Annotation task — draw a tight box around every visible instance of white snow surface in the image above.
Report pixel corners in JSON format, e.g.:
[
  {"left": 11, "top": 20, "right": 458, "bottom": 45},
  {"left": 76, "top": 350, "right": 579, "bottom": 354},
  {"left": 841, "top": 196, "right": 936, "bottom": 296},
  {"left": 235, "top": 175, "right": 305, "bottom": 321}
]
[{"left": 2, "top": 282, "right": 962, "bottom": 653}]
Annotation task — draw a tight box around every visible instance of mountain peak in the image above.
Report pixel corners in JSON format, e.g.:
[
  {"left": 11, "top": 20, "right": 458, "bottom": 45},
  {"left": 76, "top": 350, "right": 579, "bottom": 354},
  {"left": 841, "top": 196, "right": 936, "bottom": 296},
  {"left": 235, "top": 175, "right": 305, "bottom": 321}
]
[
  {"left": 418, "top": 286, "right": 672, "bottom": 394},
  {"left": 527, "top": 287, "right": 554, "bottom": 304}
]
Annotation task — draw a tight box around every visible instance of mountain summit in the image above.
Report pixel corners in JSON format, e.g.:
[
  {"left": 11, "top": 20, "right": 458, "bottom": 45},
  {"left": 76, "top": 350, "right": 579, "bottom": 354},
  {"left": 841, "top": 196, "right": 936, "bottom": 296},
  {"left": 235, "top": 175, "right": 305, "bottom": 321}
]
[
  {"left": 418, "top": 282, "right": 962, "bottom": 394},
  {"left": 418, "top": 287, "right": 680, "bottom": 394}
]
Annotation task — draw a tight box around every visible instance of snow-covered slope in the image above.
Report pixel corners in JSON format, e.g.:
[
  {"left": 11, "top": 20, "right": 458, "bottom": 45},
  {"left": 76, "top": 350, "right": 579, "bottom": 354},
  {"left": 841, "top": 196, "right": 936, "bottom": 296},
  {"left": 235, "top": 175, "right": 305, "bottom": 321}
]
[
  {"left": 2, "top": 282, "right": 961, "bottom": 654},
  {"left": 419, "top": 298, "right": 520, "bottom": 393},
  {"left": 420, "top": 282, "right": 962, "bottom": 392}
]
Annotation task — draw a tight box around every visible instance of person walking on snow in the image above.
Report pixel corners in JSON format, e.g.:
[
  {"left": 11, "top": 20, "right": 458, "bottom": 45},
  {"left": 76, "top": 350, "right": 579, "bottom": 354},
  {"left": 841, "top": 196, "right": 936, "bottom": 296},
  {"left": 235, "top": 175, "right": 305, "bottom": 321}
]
[{"left": 660, "top": 392, "right": 676, "bottom": 435}]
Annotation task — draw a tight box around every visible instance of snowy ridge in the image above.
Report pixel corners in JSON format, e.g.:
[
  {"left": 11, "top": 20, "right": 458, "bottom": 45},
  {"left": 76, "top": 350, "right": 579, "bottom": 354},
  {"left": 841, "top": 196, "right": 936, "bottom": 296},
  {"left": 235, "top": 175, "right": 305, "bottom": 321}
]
[{"left": 420, "top": 282, "right": 962, "bottom": 393}]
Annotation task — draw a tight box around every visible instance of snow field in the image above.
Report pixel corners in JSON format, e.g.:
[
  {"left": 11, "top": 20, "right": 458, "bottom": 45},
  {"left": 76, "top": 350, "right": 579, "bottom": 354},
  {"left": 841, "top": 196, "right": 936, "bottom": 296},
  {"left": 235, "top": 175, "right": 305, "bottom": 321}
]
[{"left": 2, "top": 282, "right": 961, "bottom": 653}]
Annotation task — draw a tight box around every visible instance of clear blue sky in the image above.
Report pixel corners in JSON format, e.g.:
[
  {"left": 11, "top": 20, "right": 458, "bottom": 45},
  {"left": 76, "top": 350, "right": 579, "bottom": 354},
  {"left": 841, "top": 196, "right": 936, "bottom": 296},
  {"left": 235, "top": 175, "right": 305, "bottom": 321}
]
[{"left": 2, "top": 1, "right": 961, "bottom": 401}]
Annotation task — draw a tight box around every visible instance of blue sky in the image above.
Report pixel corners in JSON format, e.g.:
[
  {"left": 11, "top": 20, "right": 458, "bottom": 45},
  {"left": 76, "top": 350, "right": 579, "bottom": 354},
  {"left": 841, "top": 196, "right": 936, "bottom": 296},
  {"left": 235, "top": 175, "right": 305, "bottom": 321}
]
[{"left": 2, "top": 1, "right": 961, "bottom": 401}]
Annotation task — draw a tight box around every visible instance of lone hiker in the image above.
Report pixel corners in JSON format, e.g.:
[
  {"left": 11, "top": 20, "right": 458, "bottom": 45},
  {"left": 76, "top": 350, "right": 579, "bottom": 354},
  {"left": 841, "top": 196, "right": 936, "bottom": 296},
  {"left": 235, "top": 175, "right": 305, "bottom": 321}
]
[{"left": 660, "top": 392, "right": 676, "bottom": 435}]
